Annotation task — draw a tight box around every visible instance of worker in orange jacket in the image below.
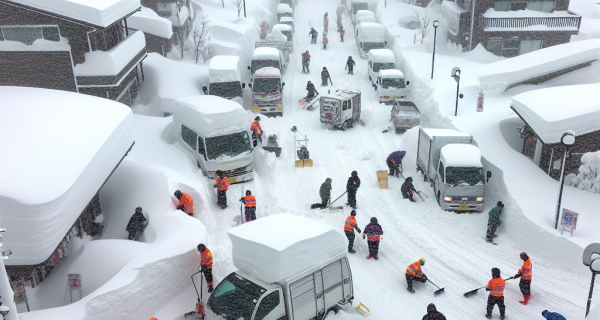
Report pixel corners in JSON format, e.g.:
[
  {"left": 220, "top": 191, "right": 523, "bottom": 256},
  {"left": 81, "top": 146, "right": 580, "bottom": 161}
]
[
  {"left": 486, "top": 268, "right": 506, "bottom": 319},
  {"left": 197, "top": 244, "right": 214, "bottom": 293},
  {"left": 344, "top": 210, "right": 361, "bottom": 253},
  {"left": 514, "top": 252, "right": 533, "bottom": 305},
  {"left": 214, "top": 170, "right": 229, "bottom": 209},
  {"left": 174, "top": 190, "right": 194, "bottom": 216},
  {"left": 250, "top": 116, "right": 263, "bottom": 145},
  {"left": 406, "top": 258, "right": 427, "bottom": 293},
  {"left": 239, "top": 190, "right": 257, "bottom": 222}
]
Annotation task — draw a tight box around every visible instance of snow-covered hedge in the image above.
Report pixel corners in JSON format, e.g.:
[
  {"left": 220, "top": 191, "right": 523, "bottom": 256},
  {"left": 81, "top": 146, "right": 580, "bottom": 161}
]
[{"left": 565, "top": 150, "right": 600, "bottom": 194}]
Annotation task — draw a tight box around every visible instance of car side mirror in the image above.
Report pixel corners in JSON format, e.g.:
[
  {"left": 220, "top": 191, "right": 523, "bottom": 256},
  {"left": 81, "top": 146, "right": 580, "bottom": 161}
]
[
  {"left": 487, "top": 171, "right": 492, "bottom": 182},
  {"left": 242, "top": 83, "right": 246, "bottom": 88},
  {"left": 247, "top": 66, "right": 251, "bottom": 70},
  {"left": 202, "top": 86, "right": 208, "bottom": 95},
  {"left": 248, "top": 83, "right": 252, "bottom": 88},
  {"left": 282, "top": 82, "right": 285, "bottom": 86},
  {"left": 459, "top": 93, "right": 464, "bottom": 99},
  {"left": 406, "top": 81, "right": 410, "bottom": 85}
]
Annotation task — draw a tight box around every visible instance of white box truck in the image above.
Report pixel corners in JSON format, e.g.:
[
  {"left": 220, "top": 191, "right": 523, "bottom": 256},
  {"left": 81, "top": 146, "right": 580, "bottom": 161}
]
[
  {"left": 416, "top": 127, "right": 490, "bottom": 212},
  {"left": 202, "top": 55, "right": 244, "bottom": 105},
  {"left": 172, "top": 95, "right": 253, "bottom": 182},
  {"left": 206, "top": 213, "right": 354, "bottom": 320},
  {"left": 349, "top": 0, "right": 369, "bottom": 22},
  {"left": 356, "top": 22, "right": 386, "bottom": 59},
  {"left": 375, "top": 69, "right": 409, "bottom": 103}
]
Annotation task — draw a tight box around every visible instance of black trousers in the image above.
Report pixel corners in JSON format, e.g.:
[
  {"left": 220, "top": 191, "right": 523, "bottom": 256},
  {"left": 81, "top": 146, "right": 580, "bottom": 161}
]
[
  {"left": 311, "top": 36, "right": 317, "bottom": 44},
  {"left": 202, "top": 268, "right": 213, "bottom": 287},
  {"left": 402, "top": 190, "right": 414, "bottom": 200},
  {"left": 486, "top": 295, "right": 505, "bottom": 316},
  {"left": 311, "top": 199, "right": 329, "bottom": 209},
  {"left": 519, "top": 279, "right": 531, "bottom": 295},
  {"left": 347, "top": 188, "right": 357, "bottom": 207},
  {"left": 345, "top": 231, "right": 355, "bottom": 250},
  {"left": 245, "top": 207, "right": 256, "bottom": 222},
  {"left": 387, "top": 160, "right": 400, "bottom": 177},
  {"left": 486, "top": 221, "right": 499, "bottom": 240},
  {"left": 217, "top": 190, "right": 227, "bottom": 206},
  {"left": 322, "top": 78, "right": 328, "bottom": 86},
  {"left": 302, "top": 62, "right": 310, "bottom": 73},
  {"left": 405, "top": 274, "right": 422, "bottom": 290},
  {"left": 347, "top": 66, "right": 353, "bottom": 74},
  {"left": 367, "top": 240, "right": 379, "bottom": 257}
]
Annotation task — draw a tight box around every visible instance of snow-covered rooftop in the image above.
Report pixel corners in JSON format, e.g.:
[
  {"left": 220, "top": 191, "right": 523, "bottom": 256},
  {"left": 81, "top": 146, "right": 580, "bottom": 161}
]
[
  {"left": 277, "top": 3, "right": 293, "bottom": 13},
  {"left": 10, "top": 0, "right": 141, "bottom": 28},
  {"left": 511, "top": 83, "right": 600, "bottom": 144},
  {"left": 368, "top": 49, "right": 395, "bottom": 62},
  {"left": 252, "top": 47, "right": 280, "bottom": 59},
  {"left": 440, "top": 144, "right": 482, "bottom": 167},
  {"left": 0, "top": 86, "right": 134, "bottom": 265},
  {"left": 357, "top": 22, "right": 385, "bottom": 41},
  {"left": 128, "top": 7, "right": 173, "bottom": 38},
  {"left": 74, "top": 31, "right": 146, "bottom": 76},
  {"left": 209, "top": 55, "right": 240, "bottom": 83},
  {"left": 379, "top": 69, "right": 404, "bottom": 78},
  {"left": 421, "top": 128, "right": 471, "bottom": 138},
  {"left": 323, "top": 89, "right": 360, "bottom": 99},
  {"left": 171, "top": 95, "right": 247, "bottom": 137},
  {"left": 227, "top": 213, "right": 347, "bottom": 283},
  {"left": 255, "top": 66, "right": 281, "bottom": 77}
]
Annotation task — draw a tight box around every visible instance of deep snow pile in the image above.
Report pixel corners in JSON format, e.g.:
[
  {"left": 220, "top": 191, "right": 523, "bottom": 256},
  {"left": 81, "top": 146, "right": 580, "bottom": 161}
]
[
  {"left": 228, "top": 214, "right": 346, "bottom": 283},
  {"left": 566, "top": 150, "right": 600, "bottom": 194},
  {"left": 208, "top": 55, "right": 241, "bottom": 82},
  {"left": 74, "top": 31, "right": 146, "bottom": 76},
  {"left": 128, "top": 7, "right": 173, "bottom": 38}
]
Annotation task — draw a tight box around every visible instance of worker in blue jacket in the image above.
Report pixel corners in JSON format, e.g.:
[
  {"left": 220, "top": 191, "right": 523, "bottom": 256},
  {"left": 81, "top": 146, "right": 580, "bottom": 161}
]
[
  {"left": 386, "top": 150, "right": 406, "bottom": 177},
  {"left": 542, "top": 310, "right": 566, "bottom": 320}
]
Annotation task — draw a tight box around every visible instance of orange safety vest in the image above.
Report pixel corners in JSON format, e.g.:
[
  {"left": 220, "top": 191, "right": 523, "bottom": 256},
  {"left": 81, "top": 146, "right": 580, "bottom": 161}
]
[
  {"left": 215, "top": 176, "right": 230, "bottom": 191},
  {"left": 366, "top": 233, "right": 380, "bottom": 241},
  {"left": 201, "top": 248, "right": 213, "bottom": 269},
  {"left": 487, "top": 278, "right": 505, "bottom": 296},
  {"left": 406, "top": 261, "right": 423, "bottom": 277},
  {"left": 250, "top": 121, "right": 262, "bottom": 137},
  {"left": 519, "top": 258, "right": 532, "bottom": 281},
  {"left": 344, "top": 216, "right": 357, "bottom": 232},
  {"left": 179, "top": 192, "right": 194, "bottom": 214},
  {"left": 244, "top": 195, "right": 256, "bottom": 207}
]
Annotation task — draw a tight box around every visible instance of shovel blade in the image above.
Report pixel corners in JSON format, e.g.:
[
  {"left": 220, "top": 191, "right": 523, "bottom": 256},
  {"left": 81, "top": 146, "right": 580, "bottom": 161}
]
[
  {"left": 463, "top": 289, "right": 479, "bottom": 297},
  {"left": 433, "top": 288, "right": 445, "bottom": 296}
]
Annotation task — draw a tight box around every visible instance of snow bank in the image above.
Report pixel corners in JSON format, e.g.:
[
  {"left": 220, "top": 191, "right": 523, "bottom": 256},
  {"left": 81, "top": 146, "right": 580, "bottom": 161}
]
[
  {"left": 0, "top": 37, "right": 71, "bottom": 51},
  {"left": 476, "top": 39, "right": 600, "bottom": 91},
  {"left": 565, "top": 150, "right": 600, "bottom": 193},
  {"left": 128, "top": 7, "right": 173, "bottom": 38},
  {"left": 379, "top": 69, "right": 404, "bottom": 78},
  {"left": 440, "top": 144, "right": 482, "bottom": 167},
  {"left": 0, "top": 87, "right": 133, "bottom": 265},
  {"left": 178, "top": 6, "right": 190, "bottom": 26},
  {"left": 11, "top": 0, "right": 140, "bottom": 28},
  {"left": 511, "top": 83, "right": 600, "bottom": 143},
  {"left": 74, "top": 31, "right": 146, "bottom": 76},
  {"left": 227, "top": 214, "right": 347, "bottom": 283},
  {"left": 253, "top": 46, "right": 280, "bottom": 60},
  {"left": 422, "top": 128, "right": 470, "bottom": 137},
  {"left": 171, "top": 95, "right": 247, "bottom": 137},
  {"left": 209, "top": 55, "right": 241, "bottom": 83},
  {"left": 589, "top": 302, "right": 600, "bottom": 319},
  {"left": 357, "top": 22, "right": 385, "bottom": 42}
]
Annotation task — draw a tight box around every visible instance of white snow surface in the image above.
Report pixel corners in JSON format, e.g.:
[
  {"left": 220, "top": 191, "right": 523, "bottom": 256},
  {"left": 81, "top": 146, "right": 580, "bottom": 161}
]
[
  {"left": 252, "top": 46, "right": 280, "bottom": 60},
  {"left": 379, "top": 69, "right": 404, "bottom": 78},
  {"left": 367, "top": 49, "right": 395, "bottom": 63},
  {"left": 422, "top": 128, "right": 471, "bottom": 138},
  {"left": 209, "top": 55, "right": 241, "bottom": 83},
  {"left": 74, "top": 31, "right": 146, "bottom": 76},
  {"left": 355, "top": 9, "right": 375, "bottom": 21},
  {"left": 255, "top": 66, "right": 281, "bottom": 77},
  {"left": 178, "top": 6, "right": 190, "bottom": 26},
  {"left": 476, "top": 39, "right": 600, "bottom": 91},
  {"left": 0, "top": 37, "right": 71, "bottom": 51},
  {"left": 273, "top": 24, "right": 292, "bottom": 31},
  {"left": 277, "top": 3, "right": 293, "bottom": 13},
  {"left": 440, "top": 144, "right": 483, "bottom": 167},
  {"left": 0, "top": 87, "right": 133, "bottom": 265},
  {"left": 357, "top": 22, "right": 385, "bottom": 42},
  {"left": 511, "top": 83, "right": 600, "bottom": 143},
  {"left": 128, "top": 7, "right": 173, "bottom": 38},
  {"left": 227, "top": 214, "right": 347, "bottom": 283},
  {"left": 171, "top": 95, "right": 247, "bottom": 137},
  {"left": 10, "top": 0, "right": 140, "bottom": 27}
]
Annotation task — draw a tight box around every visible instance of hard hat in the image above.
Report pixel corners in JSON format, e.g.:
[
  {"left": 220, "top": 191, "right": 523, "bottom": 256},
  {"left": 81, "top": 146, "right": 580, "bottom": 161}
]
[
  {"left": 174, "top": 190, "right": 182, "bottom": 199},
  {"left": 197, "top": 244, "right": 206, "bottom": 252},
  {"left": 351, "top": 210, "right": 356, "bottom": 216},
  {"left": 419, "top": 257, "right": 426, "bottom": 265},
  {"left": 246, "top": 190, "right": 251, "bottom": 195}
]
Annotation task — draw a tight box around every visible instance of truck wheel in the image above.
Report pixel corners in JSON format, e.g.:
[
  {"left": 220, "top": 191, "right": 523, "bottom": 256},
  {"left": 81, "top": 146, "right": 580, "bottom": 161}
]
[
  {"left": 342, "top": 121, "right": 348, "bottom": 131},
  {"left": 437, "top": 191, "right": 441, "bottom": 206}
]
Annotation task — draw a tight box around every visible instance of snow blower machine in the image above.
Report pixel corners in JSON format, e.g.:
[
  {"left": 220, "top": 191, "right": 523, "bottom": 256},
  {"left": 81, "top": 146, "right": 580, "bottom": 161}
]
[
  {"left": 292, "top": 126, "right": 312, "bottom": 168},
  {"left": 184, "top": 271, "right": 206, "bottom": 319}
]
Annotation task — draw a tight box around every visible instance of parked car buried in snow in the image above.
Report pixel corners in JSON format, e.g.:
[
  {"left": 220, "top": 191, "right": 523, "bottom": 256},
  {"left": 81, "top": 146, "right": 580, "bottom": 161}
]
[
  {"left": 353, "top": 9, "right": 375, "bottom": 29},
  {"left": 349, "top": 0, "right": 369, "bottom": 22},
  {"left": 320, "top": 89, "right": 361, "bottom": 130},
  {"left": 272, "top": 24, "right": 293, "bottom": 52},
  {"left": 249, "top": 67, "right": 285, "bottom": 117},
  {"left": 376, "top": 69, "right": 409, "bottom": 103},
  {"left": 356, "top": 22, "right": 386, "bottom": 59},
  {"left": 390, "top": 101, "right": 419, "bottom": 133},
  {"left": 202, "top": 55, "right": 243, "bottom": 105}
]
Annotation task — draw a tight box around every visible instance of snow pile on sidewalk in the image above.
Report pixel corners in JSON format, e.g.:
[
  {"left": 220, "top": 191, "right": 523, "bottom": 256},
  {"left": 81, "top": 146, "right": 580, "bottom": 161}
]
[
  {"left": 0, "top": 86, "right": 133, "bottom": 265},
  {"left": 128, "top": 7, "right": 173, "bottom": 38},
  {"left": 566, "top": 150, "right": 600, "bottom": 194},
  {"left": 74, "top": 31, "right": 146, "bottom": 76},
  {"left": 227, "top": 214, "right": 346, "bottom": 283}
]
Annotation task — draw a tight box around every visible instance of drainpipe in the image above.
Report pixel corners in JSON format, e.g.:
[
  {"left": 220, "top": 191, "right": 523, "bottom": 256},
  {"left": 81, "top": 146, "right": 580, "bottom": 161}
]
[
  {"left": 468, "top": 0, "right": 476, "bottom": 51},
  {"left": 86, "top": 28, "right": 96, "bottom": 52}
]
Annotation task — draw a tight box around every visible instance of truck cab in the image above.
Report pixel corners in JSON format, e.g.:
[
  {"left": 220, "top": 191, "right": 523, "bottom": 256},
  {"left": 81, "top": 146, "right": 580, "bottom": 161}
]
[
  {"left": 367, "top": 49, "right": 395, "bottom": 83},
  {"left": 273, "top": 24, "right": 293, "bottom": 50},
  {"left": 356, "top": 22, "right": 386, "bottom": 59},
  {"left": 434, "top": 144, "right": 486, "bottom": 212},
  {"left": 320, "top": 89, "right": 361, "bottom": 130},
  {"left": 202, "top": 55, "right": 243, "bottom": 105},
  {"left": 354, "top": 9, "right": 375, "bottom": 29},
  {"left": 375, "top": 69, "right": 408, "bottom": 103},
  {"left": 350, "top": 0, "right": 369, "bottom": 22},
  {"left": 277, "top": 3, "right": 293, "bottom": 22},
  {"left": 250, "top": 67, "right": 285, "bottom": 117},
  {"left": 279, "top": 17, "right": 294, "bottom": 32},
  {"left": 249, "top": 47, "right": 286, "bottom": 80}
]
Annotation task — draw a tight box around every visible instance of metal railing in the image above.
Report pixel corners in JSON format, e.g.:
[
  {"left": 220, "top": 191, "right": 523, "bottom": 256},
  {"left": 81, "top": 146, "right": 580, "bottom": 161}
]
[{"left": 484, "top": 15, "right": 581, "bottom": 31}]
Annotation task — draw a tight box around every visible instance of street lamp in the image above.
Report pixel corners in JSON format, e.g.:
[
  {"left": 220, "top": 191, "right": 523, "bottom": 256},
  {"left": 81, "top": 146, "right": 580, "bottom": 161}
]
[
  {"left": 583, "top": 243, "right": 600, "bottom": 317},
  {"left": 243, "top": 0, "right": 246, "bottom": 17},
  {"left": 553, "top": 130, "right": 576, "bottom": 229},
  {"left": 431, "top": 20, "right": 439, "bottom": 79},
  {"left": 451, "top": 67, "right": 464, "bottom": 116}
]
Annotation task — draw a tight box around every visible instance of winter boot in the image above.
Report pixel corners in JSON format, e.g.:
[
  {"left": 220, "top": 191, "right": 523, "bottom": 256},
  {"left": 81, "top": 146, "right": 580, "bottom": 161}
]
[
  {"left": 519, "top": 295, "right": 530, "bottom": 305},
  {"left": 366, "top": 255, "right": 371, "bottom": 259},
  {"left": 348, "top": 248, "right": 356, "bottom": 254},
  {"left": 500, "top": 314, "right": 506, "bottom": 320},
  {"left": 409, "top": 198, "right": 416, "bottom": 202},
  {"left": 208, "top": 285, "right": 214, "bottom": 293},
  {"left": 407, "top": 287, "right": 415, "bottom": 293},
  {"left": 374, "top": 256, "right": 379, "bottom": 260},
  {"left": 221, "top": 204, "right": 228, "bottom": 209},
  {"left": 485, "top": 314, "right": 492, "bottom": 319}
]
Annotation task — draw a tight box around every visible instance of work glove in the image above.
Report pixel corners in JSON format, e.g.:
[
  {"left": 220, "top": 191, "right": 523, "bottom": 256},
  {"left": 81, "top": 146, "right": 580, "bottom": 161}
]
[
  {"left": 422, "top": 273, "right": 427, "bottom": 280},
  {"left": 239, "top": 198, "right": 245, "bottom": 203},
  {"left": 177, "top": 205, "right": 184, "bottom": 211},
  {"left": 514, "top": 273, "right": 521, "bottom": 279},
  {"left": 362, "top": 234, "right": 365, "bottom": 240},
  {"left": 356, "top": 228, "right": 361, "bottom": 233},
  {"left": 485, "top": 287, "right": 491, "bottom": 291}
]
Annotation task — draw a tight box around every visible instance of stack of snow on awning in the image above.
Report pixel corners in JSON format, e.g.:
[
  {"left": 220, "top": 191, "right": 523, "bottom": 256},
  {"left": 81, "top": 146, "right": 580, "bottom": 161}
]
[{"left": 0, "top": 87, "right": 134, "bottom": 265}]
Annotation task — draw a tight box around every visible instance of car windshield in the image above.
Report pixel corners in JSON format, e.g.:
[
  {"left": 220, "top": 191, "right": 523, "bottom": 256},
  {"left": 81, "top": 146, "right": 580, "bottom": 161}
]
[
  {"left": 445, "top": 167, "right": 484, "bottom": 186},
  {"left": 207, "top": 273, "right": 265, "bottom": 320},
  {"left": 364, "top": 42, "right": 385, "bottom": 52},
  {"left": 373, "top": 62, "right": 394, "bottom": 72},
  {"left": 209, "top": 81, "right": 242, "bottom": 99},
  {"left": 253, "top": 78, "right": 281, "bottom": 93},
  {"left": 205, "top": 132, "right": 251, "bottom": 160},
  {"left": 382, "top": 78, "right": 405, "bottom": 89},
  {"left": 251, "top": 60, "right": 279, "bottom": 74}
]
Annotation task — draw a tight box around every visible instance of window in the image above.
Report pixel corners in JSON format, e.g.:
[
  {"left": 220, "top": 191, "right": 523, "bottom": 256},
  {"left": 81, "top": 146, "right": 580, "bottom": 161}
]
[
  {"left": 41, "top": 27, "right": 60, "bottom": 41},
  {"left": 342, "top": 101, "right": 350, "bottom": 111},
  {"left": 198, "top": 136, "right": 206, "bottom": 159},
  {"left": 1, "top": 26, "right": 60, "bottom": 45},
  {"left": 494, "top": 2, "right": 510, "bottom": 11},
  {"left": 438, "top": 162, "right": 445, "bottom": 182},
  {"left": 181, "top": 125, "right": 198, "bottom": 150},
  {"left": 486, "top": 38, "right": 503, "bottom": 56},
  {"left": 254, "top": 291, "right": 280, "bottom": 320},
  {"left": 519, "top": 39, "right": 542, "bottom": 55},
  {"left": 527, "top": 1, "right": 554, "bottom": 12},
  {"left": 510, "top": 2, "right": 527, "bottom": 10},
  {"left": 502, "top": 38, "right": 520, "bottom": 58}
]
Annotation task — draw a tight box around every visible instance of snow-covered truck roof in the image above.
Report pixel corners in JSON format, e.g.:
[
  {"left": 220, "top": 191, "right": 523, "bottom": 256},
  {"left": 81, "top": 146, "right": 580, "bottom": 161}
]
[
  {"left": 273, "top": 24, "right": 292, "bottom": 32},
  {"left": 440, "top": 144, "right": 483, "bottom": 167},
  {"left": 172, "top": 95, "right": 247, "bottom": 137},
  {"left": 322, "top": 89, "right": 361, "bottom": 100},
  {"left": 254, "top": 67, "right": 282, "bottom": 78},
  {"left": 280, "top": 17, "right": 294, "bottom": 23},
  {"left": 10, "top": 0, "right": 141, "bottom": 28},
  {"left": 379, "top": 69, "right": 404, "bottom": 78},
  {"left": 476, "top": 39, "right": 600, "bottom": 91},
  {"left": 355, "top": 10, "right": 375, "bottom": 21},
  {"left": 0, "top": 86, "right": 134, "bottom": 265},
  {"left": 511, "top": 83, "right": 600, "bottom": 144},
  {"left": 352, "top": 0, "right": 368, "bottom": 3},
  {"left": 357, "top": 22, "right": 385, "bottom": 41},
  {"left": 368, "top": 49, "right": 395, "bottom": 63},
  {"left": 421, "top": 127, "right": 471, "bottom": 138},
  {"left": 277, "top": 3, "right": 293, "bottom": 13},
  {"left": 209, "top": 55, "right": 240, "bottom": 83},
  {"left": 227, "top": 213, "right": 347, "bottom": 283},
  {"left": 252, "top": 47, "right": 281, "bottom": 60},
  {"left": 128, "top": 7, "right": 173, "bottom": 38}
]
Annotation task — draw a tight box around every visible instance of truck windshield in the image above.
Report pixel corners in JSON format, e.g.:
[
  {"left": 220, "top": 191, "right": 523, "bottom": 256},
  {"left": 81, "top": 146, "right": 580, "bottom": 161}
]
[
  {"left": 205, "top": 132, "right": 251, "bottom": 160},
  {"left": 253, "top": 78, "right": 281, "bottom": 93},
  {"left": 207, "top": 273, "right": 265, "bottom": 320},
  {"left": 353, "top": 3, "right": 368, "bottom": 13},
  {"left": 281, "top": 30, "right": 292, "bottom": 41},
  {"left": 382, "top": 78, "right": 405, "bottom": 89},
  {"left": 373, "top": 62, "right": 394, "bottom": 72},
  {"left": 209, "top": 81, "right": 242, "bottom": 99},
  {"left": 251, "top": 60, "right": 279, "bottom": 74},
  {"left": 364, "top": 42, "right": 385, "bottom": 52},
  {"left": 320, "top": 98, "right": 340, "bottom": 110},
  {"left": 445, "top": 167, "right": 484, "bottom": 186}
]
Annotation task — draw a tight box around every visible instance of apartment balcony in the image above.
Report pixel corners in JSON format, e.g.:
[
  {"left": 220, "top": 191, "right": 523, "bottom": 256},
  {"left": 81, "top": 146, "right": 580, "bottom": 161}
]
[{"left": 482, "top": 9, "right": 581, "bottom": 32}]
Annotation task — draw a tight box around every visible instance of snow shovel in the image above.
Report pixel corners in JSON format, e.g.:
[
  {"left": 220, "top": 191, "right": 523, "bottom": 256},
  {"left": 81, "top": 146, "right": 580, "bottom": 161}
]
[
  {"left": 325, "top": 190, "right": 347, "bottom": 210},
  {"left": 185, "top": 271, "right": 206, "bottom": 319},
  {"left": 417, "top": 191, "right": 429, "bottom": 199},
  {"left": 427, "top": 279, "right": 445, "bottom": 296},
  {"left": 463, "top": 277, "right": 514, "bottom": 297},
  {"left": 415, "top": 190, "right": 425, "bottom": 201}
]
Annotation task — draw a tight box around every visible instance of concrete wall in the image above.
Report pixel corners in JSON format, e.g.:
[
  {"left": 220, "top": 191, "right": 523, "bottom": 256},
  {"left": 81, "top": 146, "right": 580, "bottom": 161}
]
[{"left": 0, "top": 51, "right": 77, "bottom": 92}]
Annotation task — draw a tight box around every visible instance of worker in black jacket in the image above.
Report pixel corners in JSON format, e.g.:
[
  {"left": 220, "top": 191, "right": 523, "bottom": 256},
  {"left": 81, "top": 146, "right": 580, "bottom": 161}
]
[
  {"left": 422, "top": 303, "right": 446, "bottom": 320},
  {"left": 401, "top": 177, "right": 418, "bottom": 202},
  {"left": 126, "top": 207, "right": 148, "bottom": 241},
  {"left": 321, "top": 67, "right": 332, "bottom": 86},
  {"left": 346, "top": 170, "right": 361, "bottom": 209}
]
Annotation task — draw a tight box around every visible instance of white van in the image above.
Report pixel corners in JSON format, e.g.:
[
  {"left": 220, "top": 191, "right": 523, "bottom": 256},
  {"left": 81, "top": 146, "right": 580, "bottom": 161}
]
[
  {"left": 277, "top": 3, "right": 293, "bottom": 22},
  {"left": 249, "top": 47, "right": 286, "bottom": 80},
  {"left": 367, "top": 49, "right": 395, "bottom": 83},
  {"left": 356, "top": 22, "right": 386, "bottom": 59},
  {"left": 172, "top": 95, "right": 253, "bottom": 182},
  {"left": 202, "top": 55, "right": 243, "bottom": 105},
  {"left": 375, "top": 69, "right": 409, "bottom": 103}
]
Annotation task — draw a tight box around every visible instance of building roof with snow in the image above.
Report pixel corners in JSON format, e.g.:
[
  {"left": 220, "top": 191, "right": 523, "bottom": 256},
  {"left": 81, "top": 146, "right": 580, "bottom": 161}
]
[
  {"left": 511, "top": 83, "right": 600, "bottom": 144},
  {"left": 252, "top": 47, "right": 280, "bottom": 60},
  {"left": 209, "top": 55, "right": 240, "bottom": 83},
  {"left": 227, "top": 213, "right": 347, "bottom": 283},
  {"left": 379, "top": 69, "right": 404, "bottom": 78},
  {"left": 440, "top": 144, "right": 483, "bottom": 167},
  {"left": 171, "top": 95, "right": 247, "bottom": 137},
  {"left": 0, "top": 87, "right": 134, "bottom": 265},
  {"left": 128, "top": 7, "right": 173, "bottom": 38},
  {"left": 7, "top": 0, "right": 141, "bottom": 27}
]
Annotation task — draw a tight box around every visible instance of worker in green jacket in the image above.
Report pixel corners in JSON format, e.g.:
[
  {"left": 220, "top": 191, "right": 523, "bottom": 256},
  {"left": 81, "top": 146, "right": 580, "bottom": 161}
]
[
  {"left": 311, "top": 178, "right": 332, "bottom": 209},
  {"left": 486, "top": 201, "right": 504, "bottom": 243}
]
